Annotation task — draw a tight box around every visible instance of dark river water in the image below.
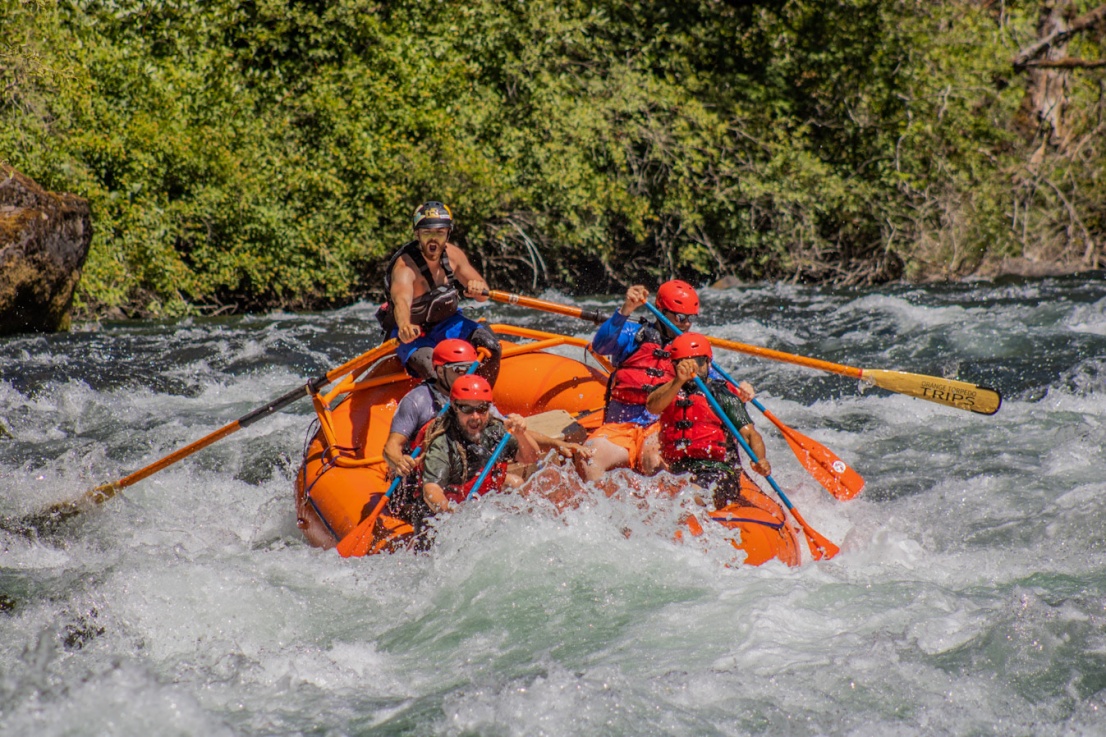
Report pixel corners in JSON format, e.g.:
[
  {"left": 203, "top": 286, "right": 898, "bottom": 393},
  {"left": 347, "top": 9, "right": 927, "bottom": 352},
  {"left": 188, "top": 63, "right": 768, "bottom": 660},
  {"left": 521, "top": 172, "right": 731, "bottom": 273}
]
[{"left": 2, "top": 274, "right": 1105, "bottom": 736}]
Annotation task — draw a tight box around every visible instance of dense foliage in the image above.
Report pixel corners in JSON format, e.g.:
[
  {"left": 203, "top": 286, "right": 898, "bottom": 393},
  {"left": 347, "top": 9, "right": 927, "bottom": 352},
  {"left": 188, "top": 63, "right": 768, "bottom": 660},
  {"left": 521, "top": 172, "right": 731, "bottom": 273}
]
[{"left": 2, "top": 0, "right": 1103, "bottom": 316}]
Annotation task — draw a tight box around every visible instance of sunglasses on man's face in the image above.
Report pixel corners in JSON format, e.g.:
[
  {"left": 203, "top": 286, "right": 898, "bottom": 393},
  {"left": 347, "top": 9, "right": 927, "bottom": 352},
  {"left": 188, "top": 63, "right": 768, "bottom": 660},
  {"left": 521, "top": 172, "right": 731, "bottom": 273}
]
[
  {"left": 667, "top": 311, "right": 694, "bottom": 324},
  {"left": 455, "top": 402, "right": 491, "bottom": 416},
  {"left": 444, "top": 361, "right": 475, "bottom": 374}
]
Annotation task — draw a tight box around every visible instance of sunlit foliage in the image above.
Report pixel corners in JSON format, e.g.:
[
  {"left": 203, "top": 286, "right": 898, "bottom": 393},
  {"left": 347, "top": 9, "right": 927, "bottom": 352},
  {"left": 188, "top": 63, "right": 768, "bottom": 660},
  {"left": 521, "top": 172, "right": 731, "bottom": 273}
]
[{"left": 1, "top": 0, "right": 1102, "bottom": 315}]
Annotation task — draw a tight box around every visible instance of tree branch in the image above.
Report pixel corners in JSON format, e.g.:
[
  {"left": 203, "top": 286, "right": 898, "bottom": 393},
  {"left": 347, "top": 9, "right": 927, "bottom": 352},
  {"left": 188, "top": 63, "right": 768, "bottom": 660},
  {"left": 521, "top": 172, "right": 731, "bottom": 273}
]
[
  {"left": 1023, "top": 57, "right": 1106, "bottom": 69},
  {"left": 1013, "top": 4, "right": 1106, "bottom": 71}
]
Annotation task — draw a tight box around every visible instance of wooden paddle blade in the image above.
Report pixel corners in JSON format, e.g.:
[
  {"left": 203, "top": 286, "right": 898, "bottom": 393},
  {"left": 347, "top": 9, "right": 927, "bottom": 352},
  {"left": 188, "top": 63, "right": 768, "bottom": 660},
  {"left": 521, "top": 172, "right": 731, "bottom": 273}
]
[
  {"left": 14, "top": 339, "right": 401, "bottom": 530},
  {"left": 706, "top": 335, "right": 1002, "bottom": 416},
  {"left": 862, "top": 370, "right": 1001, "bottom": 415},
  {"left": 770, "top": 418, "right": 865, "bottom": 501},
  {"left": 522, "top": 409, "right": 576, "bottom": 439},
  {"left": 788, "top": 508, "right": 840, "bottom": 561}
]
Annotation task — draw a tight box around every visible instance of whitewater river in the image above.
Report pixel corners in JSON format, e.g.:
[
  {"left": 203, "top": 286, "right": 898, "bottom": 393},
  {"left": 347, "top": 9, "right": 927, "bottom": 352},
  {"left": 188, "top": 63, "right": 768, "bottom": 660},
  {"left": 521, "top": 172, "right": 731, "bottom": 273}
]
[{"left": 2, "top": 275, "right": 1105, "bottom": 736}]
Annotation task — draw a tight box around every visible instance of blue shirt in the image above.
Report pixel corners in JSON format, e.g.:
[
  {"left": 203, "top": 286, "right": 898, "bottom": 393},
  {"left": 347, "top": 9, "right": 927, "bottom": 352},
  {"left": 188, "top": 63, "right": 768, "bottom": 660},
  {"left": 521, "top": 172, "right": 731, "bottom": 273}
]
[
  {"left": 592, "top": 314, "right": 659, "bottom": 425},
  {"left": 591, "top": 312, "right": 726, "bottom": 426}
]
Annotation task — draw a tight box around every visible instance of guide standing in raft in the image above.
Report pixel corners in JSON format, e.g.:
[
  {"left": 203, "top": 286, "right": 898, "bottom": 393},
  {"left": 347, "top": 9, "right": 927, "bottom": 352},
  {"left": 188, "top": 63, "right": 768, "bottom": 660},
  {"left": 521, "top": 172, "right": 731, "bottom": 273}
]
[{"left": 376, "top": 201, "right": 502, "bottom": 385}]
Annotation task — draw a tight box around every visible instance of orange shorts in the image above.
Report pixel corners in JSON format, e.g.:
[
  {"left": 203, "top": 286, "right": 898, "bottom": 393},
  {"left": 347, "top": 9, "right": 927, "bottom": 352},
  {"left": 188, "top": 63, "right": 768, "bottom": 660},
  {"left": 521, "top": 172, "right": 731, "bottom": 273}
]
[{"left": 587, "top": 421, "right": 660, "bottom": 471}]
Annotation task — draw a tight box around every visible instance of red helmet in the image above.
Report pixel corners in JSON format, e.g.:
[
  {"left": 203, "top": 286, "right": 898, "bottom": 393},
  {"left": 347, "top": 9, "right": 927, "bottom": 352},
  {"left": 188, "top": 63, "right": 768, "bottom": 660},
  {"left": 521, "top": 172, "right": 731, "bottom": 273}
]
[
  {"left": 450, "top": 375, "right": 494, "bottom": 403},
  {"left": 432, "top": 339, "right": 479, "bottom": 368},
  {"left": 412, "top": 201, "right": 454, "bottom": 230},
  {"left": 655, "top": 280, "right": 700, "bottom": 315},
  {"left": 669, "top": 332, "right": 713, "bottom": 361}
]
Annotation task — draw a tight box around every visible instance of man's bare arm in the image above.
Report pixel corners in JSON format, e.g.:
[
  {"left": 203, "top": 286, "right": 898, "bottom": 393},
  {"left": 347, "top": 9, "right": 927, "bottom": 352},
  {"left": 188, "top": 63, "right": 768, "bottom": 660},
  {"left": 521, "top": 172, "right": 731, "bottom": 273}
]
[
  {"left": 446, "top": 244, "right": 489, "bottom": 301},
  {"left": 389, "top": 257, "right": 421, "bottom": 342}
]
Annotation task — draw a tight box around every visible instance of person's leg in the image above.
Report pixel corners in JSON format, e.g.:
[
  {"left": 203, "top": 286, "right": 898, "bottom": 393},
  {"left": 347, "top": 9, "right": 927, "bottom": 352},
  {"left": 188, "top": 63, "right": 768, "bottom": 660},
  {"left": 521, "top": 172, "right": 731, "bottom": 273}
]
[
  {"left": 400, "top": 314, "right": 475, "bottom": 380},
  {"left": 639, "top": 429, "right": 666, "bottom": 475},
  {"left": 575, "top": 435, "right": 632, "bottom": 481},
  {"left": 396, "top": 333, "right": 436, "bottom": 380},
  {"left": 405, "top": 346, "right": 435, "bottom": 381},
  {"left": 467, "top": 324, "right": 502, "bottom": 386}
]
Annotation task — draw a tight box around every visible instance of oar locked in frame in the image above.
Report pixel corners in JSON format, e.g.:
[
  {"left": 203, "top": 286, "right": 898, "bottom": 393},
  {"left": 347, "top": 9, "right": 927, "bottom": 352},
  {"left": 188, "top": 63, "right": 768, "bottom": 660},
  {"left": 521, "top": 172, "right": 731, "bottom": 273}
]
[{"left": 0, "top": 340, "right": 400, "bottom": 539}]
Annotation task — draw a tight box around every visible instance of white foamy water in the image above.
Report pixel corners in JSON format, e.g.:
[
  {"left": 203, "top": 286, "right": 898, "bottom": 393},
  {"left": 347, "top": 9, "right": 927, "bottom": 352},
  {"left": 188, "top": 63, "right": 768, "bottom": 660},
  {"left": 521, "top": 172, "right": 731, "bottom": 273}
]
[{"left": 2, "top": 275, "right": 1106, "bottom": 736}]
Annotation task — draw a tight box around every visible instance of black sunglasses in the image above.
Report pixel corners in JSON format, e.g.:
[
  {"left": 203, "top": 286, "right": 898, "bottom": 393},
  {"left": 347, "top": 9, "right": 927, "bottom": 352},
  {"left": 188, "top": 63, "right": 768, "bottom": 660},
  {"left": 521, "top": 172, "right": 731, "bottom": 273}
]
[{"left": 455, "top": 402, "right": 491, "bottom": 415}]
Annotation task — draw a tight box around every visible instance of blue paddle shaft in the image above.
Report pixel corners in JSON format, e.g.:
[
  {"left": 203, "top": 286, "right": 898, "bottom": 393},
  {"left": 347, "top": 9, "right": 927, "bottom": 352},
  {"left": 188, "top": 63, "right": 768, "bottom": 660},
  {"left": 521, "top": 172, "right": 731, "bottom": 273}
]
[
  {"left": 466, "top": 432, "right": 513, "bottom": 501},
  {"left": 644, "top": 303, "right": 797, "bottom": 511},
  {"left": 389, "top": 360, "right": 482, "bottom": 500}
]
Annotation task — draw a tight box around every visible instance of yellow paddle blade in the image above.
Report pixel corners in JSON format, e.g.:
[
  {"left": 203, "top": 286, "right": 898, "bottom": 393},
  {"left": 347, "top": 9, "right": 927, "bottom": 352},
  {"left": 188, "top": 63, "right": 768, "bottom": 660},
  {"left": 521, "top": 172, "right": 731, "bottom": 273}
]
[{"left": 862, "top": 370, "right": 1001, "bottom": 415}]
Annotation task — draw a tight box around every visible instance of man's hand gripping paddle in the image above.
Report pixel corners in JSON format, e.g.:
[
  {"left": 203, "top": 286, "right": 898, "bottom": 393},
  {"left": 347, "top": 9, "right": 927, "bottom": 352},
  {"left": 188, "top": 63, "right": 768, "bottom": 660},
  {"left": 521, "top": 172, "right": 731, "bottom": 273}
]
[
  {"left": 644, "top": 303, "right": 864, "bottom": 501},
  {"left": 335, "top": 361, "right": 481, "bottom": 558},
  {"left": 485, "top": 289, "right": 863, "bottom": 500}
]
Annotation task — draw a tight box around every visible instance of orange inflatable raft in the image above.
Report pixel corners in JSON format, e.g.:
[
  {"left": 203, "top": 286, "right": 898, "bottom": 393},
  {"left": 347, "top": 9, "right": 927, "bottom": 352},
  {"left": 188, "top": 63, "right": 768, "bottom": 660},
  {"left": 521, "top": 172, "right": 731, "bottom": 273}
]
[{"left": 294, "top": 324, "right": 801, "bottom": 566}]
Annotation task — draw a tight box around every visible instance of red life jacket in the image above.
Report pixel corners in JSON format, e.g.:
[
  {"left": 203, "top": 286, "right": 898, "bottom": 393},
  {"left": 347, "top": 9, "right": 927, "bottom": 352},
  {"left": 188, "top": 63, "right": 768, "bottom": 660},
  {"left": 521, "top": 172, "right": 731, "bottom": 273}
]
[
  {"left": 659, "top": 390, "right": 729, "bottom": 463},
  {"left": 443, "top": 461, "right": 508, "bottom": 504},
  {"left": 608, "top": 341, "right": 674, "bottom": 405}
]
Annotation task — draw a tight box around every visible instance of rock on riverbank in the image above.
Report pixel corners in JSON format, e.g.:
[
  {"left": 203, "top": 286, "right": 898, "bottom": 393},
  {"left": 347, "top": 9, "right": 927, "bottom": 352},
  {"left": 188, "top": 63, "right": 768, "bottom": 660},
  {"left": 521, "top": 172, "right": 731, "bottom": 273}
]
[{"left": 0, "top": 165, "right": 91, "bottom": 335}]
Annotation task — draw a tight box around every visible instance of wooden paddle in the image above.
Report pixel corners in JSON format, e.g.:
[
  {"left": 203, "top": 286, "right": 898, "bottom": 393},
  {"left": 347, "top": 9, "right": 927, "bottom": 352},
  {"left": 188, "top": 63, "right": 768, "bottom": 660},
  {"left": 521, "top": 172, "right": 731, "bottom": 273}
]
[
  {"left": 486, "top": 289, "right": 1002, "bottom": 415},
  {"left": 704, "top": 335, "right": 1002, "bottom": 415},
  {"left": 486, "top": 290, "right": 610, "bottom": 324},
  {"left": 5, "top": 340, "right": 398, "bottom": 536},
  {"left": 486, "top": 289, "right": 862, "bottom": 500},
  {"left": 644, "top": 304, "right": 864, "bottom": 501}
]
